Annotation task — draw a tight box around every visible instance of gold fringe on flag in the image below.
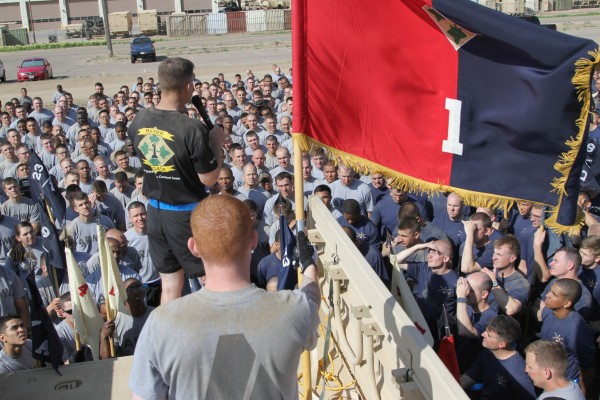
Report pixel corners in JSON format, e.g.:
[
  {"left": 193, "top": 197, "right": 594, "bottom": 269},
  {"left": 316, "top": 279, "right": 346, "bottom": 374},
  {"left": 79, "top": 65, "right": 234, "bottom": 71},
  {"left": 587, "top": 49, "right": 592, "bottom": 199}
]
[
  {"left": 547, "top": 49, "right": 600, "bottom": 235},
  {"left": 294, "top": 49, "right": 599, "bottom": 236}
]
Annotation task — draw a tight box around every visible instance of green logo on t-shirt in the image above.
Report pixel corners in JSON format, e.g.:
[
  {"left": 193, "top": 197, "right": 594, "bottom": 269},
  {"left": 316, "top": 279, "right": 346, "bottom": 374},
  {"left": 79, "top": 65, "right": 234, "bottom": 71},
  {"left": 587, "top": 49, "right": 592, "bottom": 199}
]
[{"left": 138, "top": 128, "right": 176, "bottom": 173}]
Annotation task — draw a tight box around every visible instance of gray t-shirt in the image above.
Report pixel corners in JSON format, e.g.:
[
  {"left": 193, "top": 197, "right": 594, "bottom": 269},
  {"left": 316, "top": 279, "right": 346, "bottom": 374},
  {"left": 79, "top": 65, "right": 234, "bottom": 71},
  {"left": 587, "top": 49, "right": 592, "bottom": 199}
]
[
  {"left": 330, "top": 179, "right": 374, "bottom": 216},
  {"left": 0, "top": 340, "right": 34, "bottom": 373},
  {"left": 124, "top": 229, "right": 160, "bottom": 284},
  {"left": 538, "top": 381, "right": 585, "bottom": 400},
  {"left": 130, "top": 282, "right": 320, "bottom": 400},
  {"left": 1, "top": 198, "right": 41, "bottom": 225},
  {"left": 109, "top": 187, "right": 134, "bottom": 209},
  {"left": 94, "top": 192, "right": 126, "bottom": 229},
  {"left": 66, "top": 215, "right": 116, "bottom": 254},
  {"left": 114, "top": 307, "right": 154, "bottom": 356},
  {"left": 0, "top": 215, "right": 19, "bottom": 267},
  {"left": 55, "top": 320, "right": 76, "bottom": 362},
  {"left": 0, "top": 265, "right": 26, "bottom": 316},
  {"left": 237, "top": 186, "right": 271, "bottom": 217}
]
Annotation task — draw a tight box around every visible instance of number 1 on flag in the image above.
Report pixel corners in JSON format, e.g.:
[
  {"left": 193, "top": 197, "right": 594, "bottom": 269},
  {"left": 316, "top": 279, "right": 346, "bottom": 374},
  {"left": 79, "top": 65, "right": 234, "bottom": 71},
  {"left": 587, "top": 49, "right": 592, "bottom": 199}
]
[{"left": 442, "top": 98, "right": 464, "bottom": 156}]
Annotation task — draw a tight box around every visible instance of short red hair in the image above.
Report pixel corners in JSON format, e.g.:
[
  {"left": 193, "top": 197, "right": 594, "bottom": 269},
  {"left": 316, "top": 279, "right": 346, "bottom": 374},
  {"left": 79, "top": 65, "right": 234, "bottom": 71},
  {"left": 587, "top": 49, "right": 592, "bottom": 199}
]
[{"left": 191, "top": 195, "right": 253, "bottom": 264}]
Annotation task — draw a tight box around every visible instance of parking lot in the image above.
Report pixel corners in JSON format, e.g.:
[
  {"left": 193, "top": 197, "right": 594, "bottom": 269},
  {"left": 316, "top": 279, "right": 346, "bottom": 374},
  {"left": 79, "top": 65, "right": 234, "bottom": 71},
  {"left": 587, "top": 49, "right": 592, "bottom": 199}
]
[{"left": 0, "top": 30, "right": 292, "bottom": 104}]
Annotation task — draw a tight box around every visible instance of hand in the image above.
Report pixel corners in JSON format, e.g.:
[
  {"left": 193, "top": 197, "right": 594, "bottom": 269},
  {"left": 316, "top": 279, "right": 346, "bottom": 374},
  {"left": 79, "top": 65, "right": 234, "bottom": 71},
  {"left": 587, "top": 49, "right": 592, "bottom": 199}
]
[
  {"left": 49, "top": 297, "right": 61, "bottom": 311},
  {"left": 101, "top": 320, "right": 115, "bottom": 339},
  {"left": 480, "top": 266, "right": 496, "bottom": 283},
  {"left": 456, "top": 277, "right": 471, "bottom": 298},
  {"left": 297, "top": 231, "right": 315, "bottom": 273},
  {"left": 533, "top": 226, "right": 546, "bottom": 248},
  {"left": 422, "top": 242, "right": 438, "bottom": 251},
  {"left": 88, "top": 192, "right": 97, "bottom": 207},
  {"left": 209, "top": 124, "right": 226, "bottom": 151},
  {"left": 47, "top": 298, "right": 61, "bottom": 315},
  {"left": 462, "top": 220, "right": 476, "bottom": 237}
]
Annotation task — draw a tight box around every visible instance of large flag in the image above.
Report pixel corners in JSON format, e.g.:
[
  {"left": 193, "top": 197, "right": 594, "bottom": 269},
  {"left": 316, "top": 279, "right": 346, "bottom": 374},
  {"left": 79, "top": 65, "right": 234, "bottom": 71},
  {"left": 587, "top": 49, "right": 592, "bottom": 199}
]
[
  {"left": 97, "top": 225, "right": 129, "bottom": 319},
  {"left": 25, "top": 273, "right": 64, "bottom": 373},
  {"left": 276, "top": 212, "right": 298, "bottom": 291},
  {"left": 292, "top": 0, "right": 598, "bottom": 233},
  {"left": 28, "top": 149, "right": 66, "bottom": 225},
  {"left": 66, "top": 247, "right": 104, "bottom": 361}
]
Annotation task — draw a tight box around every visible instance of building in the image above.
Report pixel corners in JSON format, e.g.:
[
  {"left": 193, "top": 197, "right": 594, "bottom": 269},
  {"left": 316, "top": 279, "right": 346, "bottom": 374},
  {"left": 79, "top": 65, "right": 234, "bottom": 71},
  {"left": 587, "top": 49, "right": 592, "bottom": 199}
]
[{"left": 0, "top": 0, "right": 212, "bottom": 31}]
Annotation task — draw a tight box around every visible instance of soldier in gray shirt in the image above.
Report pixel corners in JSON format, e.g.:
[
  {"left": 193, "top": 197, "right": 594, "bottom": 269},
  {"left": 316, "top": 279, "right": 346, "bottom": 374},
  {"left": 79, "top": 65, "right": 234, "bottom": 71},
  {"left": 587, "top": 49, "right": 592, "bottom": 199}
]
[
  {"left": 0, "top": 315, "right": 34, "bottom": 373},
  {"left": 524, "top": 340, "right": 585, "bottom": 400},
  {"left": 65, "top": 192, "right": 115, "bottom": 255},
  {"left": 130, "top": 195, "right": 320, "bottom": 400},
  {"left": 101, "top": 278, "right": 154, "bottom": 358},
  {"left": 124, "top": 202, "right": 159, "bottom": 285},
  {"left": 54, "top": 292, "right": 77, "bottom": 362},
  {"left": 0, "top": 266, "right": 29, "bottom": 328},
  {"left": 1, "top": 177, "right": 41, "bottom": 232}
]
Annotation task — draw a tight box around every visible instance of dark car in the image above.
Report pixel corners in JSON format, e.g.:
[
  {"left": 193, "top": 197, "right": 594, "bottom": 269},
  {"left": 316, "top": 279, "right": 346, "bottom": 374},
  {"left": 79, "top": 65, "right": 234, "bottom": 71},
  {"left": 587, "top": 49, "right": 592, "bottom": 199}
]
[
  {"left": 130, "top": 36, "right": 156, "bottom": 63},
  {"left": 17, "top": 58, "right": 52, "bottom": 82}
]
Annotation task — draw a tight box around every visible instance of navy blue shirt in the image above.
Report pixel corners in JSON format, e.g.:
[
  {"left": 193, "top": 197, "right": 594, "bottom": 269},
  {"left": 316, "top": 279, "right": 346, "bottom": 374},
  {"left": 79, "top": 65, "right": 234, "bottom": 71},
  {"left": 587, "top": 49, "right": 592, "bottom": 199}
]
[
  {"left": 488, "top": 271, "right": 530, "bottom": 314},
  {"left": 456, "top": 306, "right": 498, "bottom": 373},
  {"left": 357, "top": 240, "right": 389, "bottom": 285},
  {"left": 523, "top": 228, "right": 564, "bottom": 285},
  {"left": 508, "top": 212, "right": 535, "bottom": 247},
  {"left": 406, "top": 262, "right": 458, "bottom": 323},
  {"left": 392, "top": 221, "right": 448, "bottom": 243},
  {"left": 465, "top": 350, "right": 535, "bottom": 400},
  {"left": 256, "top": 253, "right": 282, "bottom": 289},
  {"left": 370, "top": 195, "right": 425, "bottom": 238},
  {"left": 432, "top": 214, "right": 465, "bottom": 255},
  {"left": 368, "top": 183, "right": 388, "bottom": 206},
  {"left": 579, "top": 266, "right": 600, "bottom": 321},
  {"left": 540, "top": 278, "right": 593, "bottom": 322},
  {"left": 459, "top": 239, "right": 495, "bottom": 271},
  {"left": 540, "top": 308, "right": 596, "bottom": 380},
  {"left": 338, "top": 215, "right": 381, "bottom": 249}
]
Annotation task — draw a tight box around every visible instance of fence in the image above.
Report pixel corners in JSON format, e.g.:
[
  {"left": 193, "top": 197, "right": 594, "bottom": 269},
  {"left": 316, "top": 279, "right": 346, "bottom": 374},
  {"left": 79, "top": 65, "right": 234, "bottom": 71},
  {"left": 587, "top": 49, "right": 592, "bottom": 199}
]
[
  {"left": 166, "top": 9, "right": 291, "bottom": 37},
  {"left": 0, "top": 28, "right": 30, "bottom": 46}
]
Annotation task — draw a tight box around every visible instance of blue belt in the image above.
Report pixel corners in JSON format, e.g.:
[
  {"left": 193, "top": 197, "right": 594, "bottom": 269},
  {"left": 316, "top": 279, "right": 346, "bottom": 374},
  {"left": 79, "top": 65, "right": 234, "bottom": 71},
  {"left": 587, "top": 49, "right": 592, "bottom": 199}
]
[{"left": 148, "top": 198, "right": 198, "bottom": 211}]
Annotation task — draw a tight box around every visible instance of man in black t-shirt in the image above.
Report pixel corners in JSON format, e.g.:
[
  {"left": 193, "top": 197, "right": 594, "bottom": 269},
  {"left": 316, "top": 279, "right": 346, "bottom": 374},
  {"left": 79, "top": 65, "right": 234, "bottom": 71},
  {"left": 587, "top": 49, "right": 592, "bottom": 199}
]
[{"left": 129, "top": 57, "right": 225, "bottom": 304}]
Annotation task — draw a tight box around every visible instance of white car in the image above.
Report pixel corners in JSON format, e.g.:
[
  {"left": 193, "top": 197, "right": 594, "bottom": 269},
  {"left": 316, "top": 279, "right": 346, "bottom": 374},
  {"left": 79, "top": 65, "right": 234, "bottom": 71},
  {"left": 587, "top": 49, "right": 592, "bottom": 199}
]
[{"left": 0, "top": 59, "right": 5, "bottom": 82}]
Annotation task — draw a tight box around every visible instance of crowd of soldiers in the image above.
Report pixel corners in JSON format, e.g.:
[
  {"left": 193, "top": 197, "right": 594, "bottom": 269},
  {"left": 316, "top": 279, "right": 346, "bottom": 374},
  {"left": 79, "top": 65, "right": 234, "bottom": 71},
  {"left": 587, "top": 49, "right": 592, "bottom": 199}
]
[{"left": 0, "top": 62, "right": 597, "bottom": 399}]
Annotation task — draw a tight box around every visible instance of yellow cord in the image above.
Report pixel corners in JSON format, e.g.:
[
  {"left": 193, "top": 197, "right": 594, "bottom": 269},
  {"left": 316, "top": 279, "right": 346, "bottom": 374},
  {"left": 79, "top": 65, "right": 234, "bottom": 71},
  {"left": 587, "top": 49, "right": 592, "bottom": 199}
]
[{"left": 297, "top": 320, "right": 357, "bottom": 397}]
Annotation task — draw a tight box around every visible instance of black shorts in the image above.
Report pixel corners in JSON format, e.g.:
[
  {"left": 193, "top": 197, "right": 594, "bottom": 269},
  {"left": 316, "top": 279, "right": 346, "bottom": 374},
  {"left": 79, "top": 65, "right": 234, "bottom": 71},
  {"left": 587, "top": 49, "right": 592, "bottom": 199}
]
[{"left": 147, "top": 205, "right": 204, "bottom": 277}]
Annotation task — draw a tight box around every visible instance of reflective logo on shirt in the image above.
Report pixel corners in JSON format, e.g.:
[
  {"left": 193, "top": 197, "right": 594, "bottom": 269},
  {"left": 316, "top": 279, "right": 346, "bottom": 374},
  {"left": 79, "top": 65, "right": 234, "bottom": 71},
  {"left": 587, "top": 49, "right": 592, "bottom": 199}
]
[{"left": 137, "top": 128, "right": 176, "bottom": 173}]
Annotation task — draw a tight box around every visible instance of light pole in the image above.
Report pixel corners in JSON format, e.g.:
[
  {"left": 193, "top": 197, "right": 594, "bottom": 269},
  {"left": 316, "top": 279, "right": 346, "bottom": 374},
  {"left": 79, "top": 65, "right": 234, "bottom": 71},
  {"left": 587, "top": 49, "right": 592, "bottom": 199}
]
[
  {"left": 27, "top": 0, "right": 37, "bottom": 44},
  {"left": 100, "top": 0, "right": 113, "bottom": 56}
]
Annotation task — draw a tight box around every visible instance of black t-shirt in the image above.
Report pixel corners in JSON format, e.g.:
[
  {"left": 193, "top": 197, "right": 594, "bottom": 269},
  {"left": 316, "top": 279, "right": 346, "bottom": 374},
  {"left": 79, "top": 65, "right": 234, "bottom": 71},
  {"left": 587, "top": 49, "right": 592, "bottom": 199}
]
[{"left": 129, "top": 107, "right": 218, "bottom": 204}]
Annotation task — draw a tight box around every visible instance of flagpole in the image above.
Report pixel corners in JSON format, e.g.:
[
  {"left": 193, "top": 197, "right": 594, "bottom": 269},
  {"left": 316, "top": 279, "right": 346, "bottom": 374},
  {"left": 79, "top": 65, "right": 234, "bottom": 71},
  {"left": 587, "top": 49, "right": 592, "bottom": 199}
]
[
  {"left": 293, "top": 135, "right": 311, "bottom": 399},
  {"left": 293, "top": 0, "right": 312, "bottom": 395},
  {"left": 104, "top": 301, "right": 116, "bottom": 358},
  {"left": 99, "top": 224, "right": 116, "bottom": 359},
  {"left": 74, "top": 320, "right": 81, "bottom": 351}
]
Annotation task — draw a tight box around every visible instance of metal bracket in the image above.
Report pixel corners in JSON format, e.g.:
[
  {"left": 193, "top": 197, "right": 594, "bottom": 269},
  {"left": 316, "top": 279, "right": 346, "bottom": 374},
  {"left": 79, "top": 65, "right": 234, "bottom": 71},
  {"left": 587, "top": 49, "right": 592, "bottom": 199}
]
[
  {"left": 328, "top": 267, "right": 348, "bottom": 281},
  {"left": 352, "top": 305, "right": 371, "bottom": 319},
  {"left": 361, "top": 318, "right": 384, "bottom": 337}
]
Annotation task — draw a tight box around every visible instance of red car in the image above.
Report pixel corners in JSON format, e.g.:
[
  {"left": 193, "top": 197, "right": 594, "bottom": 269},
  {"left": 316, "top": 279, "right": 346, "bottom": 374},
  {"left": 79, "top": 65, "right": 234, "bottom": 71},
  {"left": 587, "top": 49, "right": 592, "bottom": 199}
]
[{"left": 17, "top": 58, "right": 53, "bottom": 82}]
